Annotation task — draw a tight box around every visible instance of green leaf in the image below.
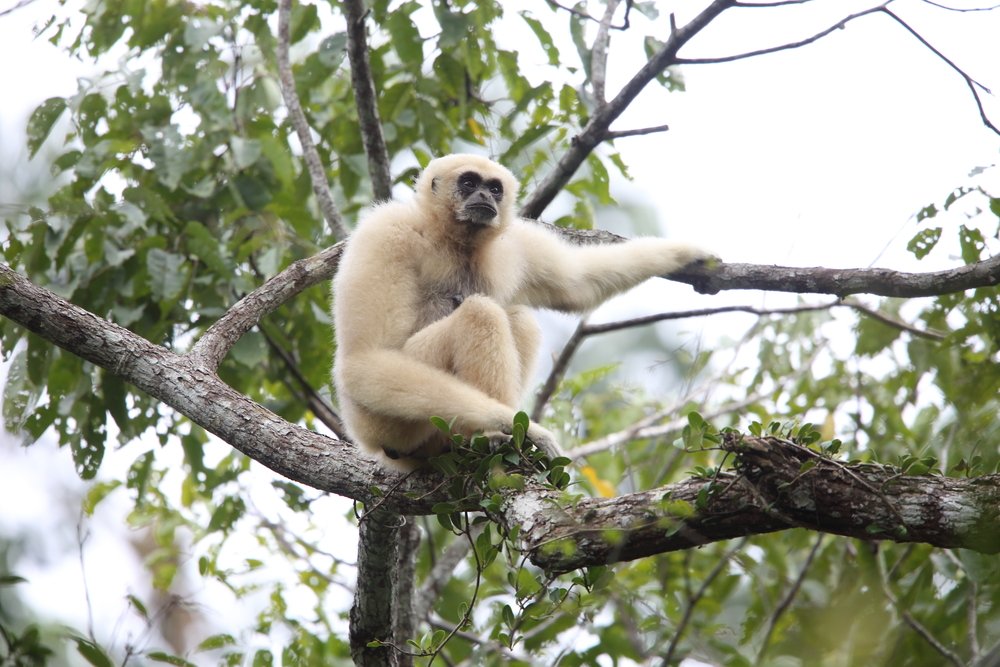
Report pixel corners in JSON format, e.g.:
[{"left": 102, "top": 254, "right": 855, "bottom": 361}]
[
  {"left": 83, "top": 481, "right": 121, "bottom": 515},
  {"left": 27, "top": 97, "right": 67, "bottom": 157},
  {"left": 197, "top": 634, "right": 237, "bottom": 652},
  {"left": 147, "top": 651, "right": 197, "bottom": 666},
  {"left": 907, "top": 227, "right": 941, "bottom": 259},
  {"left": 146, "top": 248, "right": 189, "bottom": 303},
  {"left": 71, "top": 637, "right": 114, "bottom": 667}
]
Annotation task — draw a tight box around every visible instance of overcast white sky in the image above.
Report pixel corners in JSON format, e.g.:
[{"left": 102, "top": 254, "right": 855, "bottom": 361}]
[{"left": 1, "top": 0, "right": 999, "bottom": 660}]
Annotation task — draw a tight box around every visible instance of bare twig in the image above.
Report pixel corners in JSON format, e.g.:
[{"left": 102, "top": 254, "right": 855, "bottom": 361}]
[
  {"left": 590, "top": 0, "right": 623, "bottom": 106},
  {"left": 878, "top": 551, "right": 965, "bottom": 667},
  {"left": 662, "top": 538, "right": 748, "bottom": 665},
  {"left": 676, "top": 4, "right": 890, "bottom": 65},
  {"left": 531, "top": 318, "right": 587, "bottom": 421},
  {"left": 574, "top": 391, "right": 767, "bottom": 457},
  {"left": 276, "top": 0, "right": 349, "bottom": 239},
  {"left": 531, "top": 296, "right": 943, "bottom": 428},
  {"left": 343, "top": 0, "right": 393, "bottom": 201},
  {"left": 604, "top": 124, "right": 670, "bottom": 140},
  {"left": 881, "top": 6, "right": 999, "bottom": 135},
  {"left": 259, "top": 323, "right": 346, "bottom": 437},
  {"left": 0, "top": 0, "right": 38, "bottom": 18},
  {"left": 544, "top": 0, "right": 633, "bottom": 30},
  {"left": 757, "top": 535, "right": 824, "bottom": 662},
  {"left": 919, "top": 0, "right": 1000, "bottom": 10}
]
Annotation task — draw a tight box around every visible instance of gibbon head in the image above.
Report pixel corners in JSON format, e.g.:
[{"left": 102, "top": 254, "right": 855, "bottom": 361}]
[{"left": 416, "top": 154, "right": 519, "bottom": 230}]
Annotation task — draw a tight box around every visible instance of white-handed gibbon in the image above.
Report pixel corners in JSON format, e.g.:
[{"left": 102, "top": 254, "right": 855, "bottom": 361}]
[{"left": 332, "top": 154, "right": 716, "bottom": 467}]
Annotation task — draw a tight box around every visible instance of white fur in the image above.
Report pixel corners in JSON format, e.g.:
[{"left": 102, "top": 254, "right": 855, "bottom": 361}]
[{"left": 332, "top": 154, "right": 715, "bottom": 467}]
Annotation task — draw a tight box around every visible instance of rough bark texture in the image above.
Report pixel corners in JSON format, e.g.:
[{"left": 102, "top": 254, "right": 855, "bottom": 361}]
[
  {"left": 496, "top": 435, "right": 1000, "bottom": 573},
  {"left": 350, "top": 509, "right": 417, "bottom": 667},
  {"left": 2, "top": 262, "right": 999, "bottom": 575}
]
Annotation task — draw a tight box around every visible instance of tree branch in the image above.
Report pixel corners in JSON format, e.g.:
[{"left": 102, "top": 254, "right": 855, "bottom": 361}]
[
  {"left": 671, "top": 254, "right": 1000, "bottom": 298},
  {"left": 520, "top": 0, "right": 736, "bottom": 219},
  {"left": 343, "top": 0, "right": 393, "bottom": 201},
  {"left": 3, "top": 264, "right": 999, "bottom": 572},
  {"left": 495, "top": 435, "right": 1000, "bottom": 572},
  {"left": 189, "top": 243, "right": 343, "bottom": 369},
  {"left": 880, "top": 6, "right": 999, "bottom": 135},
  {"left": 276, "top": 0, "right": 349, "bottom": 239},
  {"left": 676, "top": 4, "right": 889, "bottom": 65}
]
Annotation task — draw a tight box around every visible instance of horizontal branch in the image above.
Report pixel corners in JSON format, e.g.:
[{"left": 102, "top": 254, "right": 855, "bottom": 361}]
[
  {"left": 671, "top": 254, "right": 1000, "bottom": 297},
  {"left": 3, "top": 264, "right": 999, "bottom": 570},
  {"left": 496, "top": 436, "right": 1000, "bottom": 572}
]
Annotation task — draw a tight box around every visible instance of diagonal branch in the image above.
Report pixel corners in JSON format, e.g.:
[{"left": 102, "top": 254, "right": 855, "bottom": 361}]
[
  {"left": 519, "top": 0, "right": 736, "bottom": 219},
  {"left": 880, "top": 6, "right": 999, "bottom": 135},
  {"left": 276, "top": 0, "right": 349, "bottom": 239}
]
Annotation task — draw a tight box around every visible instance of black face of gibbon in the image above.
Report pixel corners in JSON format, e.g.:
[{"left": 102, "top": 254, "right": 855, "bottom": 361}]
[{"left": 455, "top": 170, "right": 504, "bottom": 225}]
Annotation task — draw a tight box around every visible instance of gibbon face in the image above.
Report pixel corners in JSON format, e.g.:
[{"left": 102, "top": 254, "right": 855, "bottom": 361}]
[
  {"left": 333, "top": 152, "right": 715, "bottom": 468},
  {"left": 415, "top": 153, "right": 519, "bottom": 231}
]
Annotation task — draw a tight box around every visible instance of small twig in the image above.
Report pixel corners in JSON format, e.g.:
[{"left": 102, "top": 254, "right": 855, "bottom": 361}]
[
  {"left": 878, "top": 551, "right": 965, "bottom": 667},
  {"left": 258, "top": 323, "right": 346, "bottom": 437},
  {"left": 276, "top": 0, "right": 349, "bottom": 239},
  {"left": 919, "top": 0, "right": 1000, "bottom": 10},
  {"left": 880, "top": 6, "right": 999, "bottom": 135},
  {"left": 604, "top": 123, "right": 670, "bottom": 140},
  {"left": 676, "top": 4, "right": 890, "bottom": 65},
  {"left": 531, "top": 317, "right": 588, "bottom": 422},
  {"left": 843, "top": 298, "right": 946, "bottom": 341},
  {"left": 575, "top": 391, "right": 767, "bottom": 457},
  {"left": 733, "top": 0, "right": 817, "bottom": 6},
  {"left": 662, "top": 537, "right": 748, "bottom": 665},
  {"left": 0, "top": 0, "right": 37, "bottom": 18},
  {"left": 757, "top": 535, "right": 824, "bottom": 662},
  {"left": 590, "top": 0, "right": 623, "bottom": 106},
  {"left": 544, "top": 0, "right": 633, "bottom": 30}
]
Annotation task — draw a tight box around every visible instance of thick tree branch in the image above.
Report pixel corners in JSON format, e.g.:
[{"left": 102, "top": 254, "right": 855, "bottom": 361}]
[
  {"left": 495, "top": 435, "right": 1000, "bottom": 573},
  {"left": 276, "top": 0, "right": 349, "bottom": 239},
  {"left": 2, "top": 264, "right": 999, "bottom": 573}
]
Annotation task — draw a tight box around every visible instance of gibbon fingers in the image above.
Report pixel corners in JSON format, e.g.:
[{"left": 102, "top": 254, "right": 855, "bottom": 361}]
[{"left": 332, "top": 153, "right": 716, "bottom": 468}]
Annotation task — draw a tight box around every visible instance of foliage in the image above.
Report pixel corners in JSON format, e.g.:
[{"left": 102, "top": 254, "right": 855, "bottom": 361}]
[{"left": 1, "top": 1, "right": 1000, "bottom": 666}]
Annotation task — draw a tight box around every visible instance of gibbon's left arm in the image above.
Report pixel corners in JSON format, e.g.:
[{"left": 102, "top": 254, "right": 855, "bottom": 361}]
[{"left": 508, "top": 220, "right": 715, "bottom": 312}]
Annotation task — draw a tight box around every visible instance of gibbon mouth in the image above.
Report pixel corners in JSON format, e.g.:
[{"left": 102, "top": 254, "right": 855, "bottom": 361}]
[{"left": 468, "top": 202, "right": 497, "bottom": 215}]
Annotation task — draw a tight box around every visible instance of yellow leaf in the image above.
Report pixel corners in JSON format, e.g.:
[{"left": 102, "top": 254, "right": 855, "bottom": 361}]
[
  {"left": 581, "top": 465, "right": 617, "bottom": 498},
  {"left": 820, "top": 413, "right": 836, "bottom": 441}
]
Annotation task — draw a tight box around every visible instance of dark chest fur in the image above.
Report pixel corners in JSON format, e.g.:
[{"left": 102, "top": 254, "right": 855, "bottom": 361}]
[{"left": 413, "top": 253, "right": 490, "bottom": 333}]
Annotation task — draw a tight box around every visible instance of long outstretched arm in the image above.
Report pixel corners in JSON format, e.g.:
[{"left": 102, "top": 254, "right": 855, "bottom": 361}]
[{"left": 510, "top": 222, "right": 714, "bottom": 312}]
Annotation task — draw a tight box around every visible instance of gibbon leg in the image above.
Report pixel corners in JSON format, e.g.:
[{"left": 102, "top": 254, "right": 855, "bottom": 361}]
[
  {"left": 403, "top": 295, "right": 523, "bottom": 407},
  {"left": 507, "top": 305, "right": 541, "bottom": 391}
]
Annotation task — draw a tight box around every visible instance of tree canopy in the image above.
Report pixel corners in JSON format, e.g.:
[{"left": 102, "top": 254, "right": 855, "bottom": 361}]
[{"left": 2, "top": 1, "right": 1000, "bottom": 666}]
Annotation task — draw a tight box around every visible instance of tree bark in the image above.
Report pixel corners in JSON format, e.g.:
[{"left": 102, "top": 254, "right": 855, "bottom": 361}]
[
  {"left": 495, "top": 435, "right": 1000, "bottom": 573},
  {"left": 350, "top": 509, "right": 418, "bottom": 667},
  {"left": 2, "top": 262, "right": 999, "bottom": 576}
]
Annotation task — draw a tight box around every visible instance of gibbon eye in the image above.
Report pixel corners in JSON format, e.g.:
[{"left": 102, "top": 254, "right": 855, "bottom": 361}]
[
  {"left": 458, "top": 172, "right": 480, "bottom": 191},
  {"left": 489, "top": 183, "right": 503, "bottom": 197}
]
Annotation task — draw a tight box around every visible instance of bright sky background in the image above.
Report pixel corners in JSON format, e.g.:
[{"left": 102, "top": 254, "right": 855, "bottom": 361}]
[{"left": 1, "top": 0, "right": 999, "bottom": 661}]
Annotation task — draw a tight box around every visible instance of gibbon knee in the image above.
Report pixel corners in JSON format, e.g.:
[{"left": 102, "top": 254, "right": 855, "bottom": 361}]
[{"left": 331, "top": 153, "right": 715, "bottom": 466}]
